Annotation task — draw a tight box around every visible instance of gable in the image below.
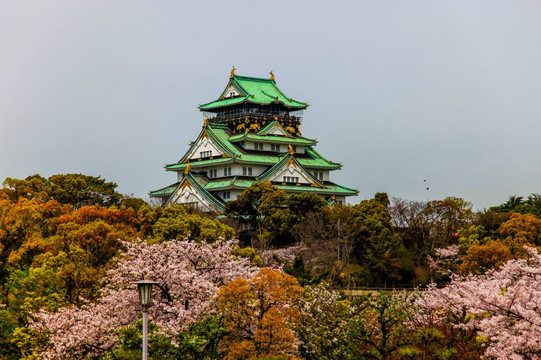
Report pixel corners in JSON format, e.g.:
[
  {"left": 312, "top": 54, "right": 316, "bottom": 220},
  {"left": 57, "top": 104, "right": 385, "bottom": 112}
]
[
  {"left": 166, "top": 179, "right": 216, "bottom": 212},
  {"left": 219, "top": 82, "right": 244, "bottom": 100},
  {"left": 186, "top": 132, "right": 224, "bottom": 161},
  {"left": 222, "top": 85, "right": 241, "bottom": 99},
  {"left": 269, "top": 159, "right": 315, "bottom": 185},
  {"left": 258, "top": 121, "right": 292, "bottom": 137}
]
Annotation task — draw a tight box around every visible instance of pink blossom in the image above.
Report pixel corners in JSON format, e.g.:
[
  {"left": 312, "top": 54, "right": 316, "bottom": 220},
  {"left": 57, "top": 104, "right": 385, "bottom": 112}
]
[
  {"left": 31, "top": 238, "right": 258, "bottom": 359},
  {"left": 419, "top": 247, "right": 541, "bottom": 359}
]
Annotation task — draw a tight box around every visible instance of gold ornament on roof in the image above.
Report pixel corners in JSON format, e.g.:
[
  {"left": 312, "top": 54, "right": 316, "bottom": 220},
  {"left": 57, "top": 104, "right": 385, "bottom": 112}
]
[
  {"left": 288, "top": 145, "right": 294, "bottom": 155},
  {"left": 203, "top": 117, "right": 208, "bottom": 127},
  {"left": 184, "top": 163, "right": 191, "bottom": 175},
  {"left": 269, "top": 70, "right": 275, "bottom": 81},
  {"left": 230, "top": 66, "right": 236, "bottom": 78}
]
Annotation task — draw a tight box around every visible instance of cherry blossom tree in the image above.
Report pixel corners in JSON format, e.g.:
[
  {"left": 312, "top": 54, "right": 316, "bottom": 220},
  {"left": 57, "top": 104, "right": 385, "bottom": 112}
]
[
  {"left": 295, "top": 284, "right": 355, "bottom": 360},
  {"left": 419, "top": 247, "right": 541, "bottom": 359},
  {"left": 30, "top": 239, "right": 258, "bottom": 359}
]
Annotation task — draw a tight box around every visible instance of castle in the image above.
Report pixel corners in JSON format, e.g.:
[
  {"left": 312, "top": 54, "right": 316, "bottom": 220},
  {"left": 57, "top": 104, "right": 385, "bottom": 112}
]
[{"left": 150, "top": 68, "right": 357, "bottom": 212}]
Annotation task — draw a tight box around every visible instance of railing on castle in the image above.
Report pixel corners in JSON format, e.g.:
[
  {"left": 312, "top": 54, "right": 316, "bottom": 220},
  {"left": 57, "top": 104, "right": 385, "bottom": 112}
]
[{"left": 204, "top": 111, "right": 303, "bottom": 125}]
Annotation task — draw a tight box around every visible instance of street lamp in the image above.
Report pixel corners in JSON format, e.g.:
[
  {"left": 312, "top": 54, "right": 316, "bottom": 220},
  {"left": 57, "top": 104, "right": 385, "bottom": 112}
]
[{"left": 132, "top": 276, "right": 160, "bottom": 360}]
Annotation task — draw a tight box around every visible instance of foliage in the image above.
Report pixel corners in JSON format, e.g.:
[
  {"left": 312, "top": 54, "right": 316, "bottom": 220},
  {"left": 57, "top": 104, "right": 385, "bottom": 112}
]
[
  {"left": 0, "top": 309, "right": 19, "bottom": 360},
  {"left": 351, "top": 198, "right": 407, "bottom": 287},
  {"left": 490, "top": 194, "right": 541, "bottom": 217},
  {"left": 216, "top": 268, "right": 303, "bottom": 360},
  {"left": 225, "top": 183, "right": 327, "bottom": 247},
  {"left": 459, "top": 240, "right": 512, "bottom": 275},
  {"left": 141, "top": 204, "right": 234, "bottom": 243},
  {"left": 295, "top": 284, "right": 355, "bottom": 360},
  {"left": 29, "top": 239, "right": 257, "bottom": 359},
  {"left": 498, "top": 213, "right": 541, "bottom": 256},
  {"left": 420, "top": 247, "right": 541, "bottom": 359},
  {"left": 283, "top": 254, "right": 318, "bottom": 287},
  {"left": 2, "top": 174, "right": 127, "bottom": 209},
  {"left": 350, "top": 292, "right": 416, "bottom": 359},
  {"left": 113, "top": 315, "right": 227, "bottom": 360}
]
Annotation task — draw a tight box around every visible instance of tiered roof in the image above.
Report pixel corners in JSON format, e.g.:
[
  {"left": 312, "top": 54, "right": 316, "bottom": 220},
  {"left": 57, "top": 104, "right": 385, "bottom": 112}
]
[{"left": 150, "top": 70, "right": 358, "bottom": 211}]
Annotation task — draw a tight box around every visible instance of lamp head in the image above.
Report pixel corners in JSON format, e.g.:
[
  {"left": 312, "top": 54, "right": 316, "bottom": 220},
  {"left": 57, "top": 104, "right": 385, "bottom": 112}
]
[{"left": 131, "top": 276, "right": 160, "bottom": 307}]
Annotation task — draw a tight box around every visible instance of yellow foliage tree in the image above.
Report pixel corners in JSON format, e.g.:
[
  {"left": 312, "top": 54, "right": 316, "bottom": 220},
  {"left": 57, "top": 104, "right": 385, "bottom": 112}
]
[
  {"left": 216, "top": 268, "right": 303, "bottom": 360},
  {"left": 498, "top": 213, "right": 541, "bottom": 256}
]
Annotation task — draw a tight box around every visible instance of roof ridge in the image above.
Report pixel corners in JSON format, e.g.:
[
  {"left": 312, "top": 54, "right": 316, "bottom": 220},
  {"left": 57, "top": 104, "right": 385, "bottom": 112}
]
[{"left": 233, "top": 75, "right": 274, "bottom": 82}]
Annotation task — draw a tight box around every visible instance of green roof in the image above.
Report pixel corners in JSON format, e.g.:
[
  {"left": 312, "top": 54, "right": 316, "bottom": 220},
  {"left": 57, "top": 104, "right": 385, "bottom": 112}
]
[
  {"left": 149, "top": 183, "right": 179, "bottom": 197},
  {"left": 166, "top": 123, "right": 339, "bottom": 171},
  {"left": 274, "top": 183, "right": 358, "bottom": 196},
  {"left": 166, "top": 150, "right": 340, "bottom": 172},
  {"left": 203, "top": 177, "right": 254, "bottom": 191},
  {"left": 199, "top": 75, "right": 308, "bottom": 111}
]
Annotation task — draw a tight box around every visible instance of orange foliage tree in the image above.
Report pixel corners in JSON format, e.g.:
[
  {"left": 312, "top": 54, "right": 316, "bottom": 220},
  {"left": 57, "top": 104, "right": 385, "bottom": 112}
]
[
  {"left": 460, "top": 240, "right": 512, "bottom": 275},
  {"left": 216, "top": 268, "right": 303, "bottom": 360},
  {"left": 498, "top": 213, "right": 541, "bottom": 256}
]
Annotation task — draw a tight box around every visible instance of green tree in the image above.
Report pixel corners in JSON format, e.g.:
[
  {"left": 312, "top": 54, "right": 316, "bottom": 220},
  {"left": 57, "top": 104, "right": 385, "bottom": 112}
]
[
  {"left": 143, "top": 204, "right": 234, "bottom": 243},
  {"left": 2, "top": 173, "right": 127, "bottom": 209},
  {"left": 490, "top": 193, "right": 541, "bottom": 217},
  {"left": 351, "top": 198, "right": 407, "bottom": 287},
  {"left": 350, "top": 292, "right": 414, "bottom": 359}
]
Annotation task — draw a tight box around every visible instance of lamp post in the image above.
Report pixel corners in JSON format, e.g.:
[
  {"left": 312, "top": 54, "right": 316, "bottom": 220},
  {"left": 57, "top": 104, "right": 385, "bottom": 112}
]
[{"left": 132, "top": 277, "right": 160, "bottom": 360}]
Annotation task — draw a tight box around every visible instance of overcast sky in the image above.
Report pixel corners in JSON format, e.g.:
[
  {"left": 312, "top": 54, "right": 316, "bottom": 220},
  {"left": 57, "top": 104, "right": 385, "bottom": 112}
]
[{"left": 1, "top": 1, "right": 541, "bottom": 210}]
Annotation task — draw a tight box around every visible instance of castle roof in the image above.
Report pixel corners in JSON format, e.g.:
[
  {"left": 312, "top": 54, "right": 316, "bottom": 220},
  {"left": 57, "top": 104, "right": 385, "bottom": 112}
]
[
  {"left": 199, "top": 75, "right": 308, "bottom": 111},
  {"left": 165, "top": 123, "right": 340, "bottom": 171}
]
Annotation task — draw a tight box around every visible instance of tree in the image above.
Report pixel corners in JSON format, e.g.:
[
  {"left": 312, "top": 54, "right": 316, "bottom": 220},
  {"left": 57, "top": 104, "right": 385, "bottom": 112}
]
[
  {"left": 216, "top": 268, "right": 303, "bottom": 360},
  {"left": 2, "top": 174, "right": 127, "bottom": 209},
  {"left": 287, "top": 193, "right": 327, "bottom": 218},
  {"left": 225, "top": 182, "right": 288, "bottom": 228},
  {"left": 498, "top": 213, "right": 541, "bottom": 256},
  {"left": 351, "top": 199, "right": 407, "bottom": 287},
  {"left": 420, "top": 197, "right": 474, "bottom": 250},
  {"left": 350, "top": 292, "right": 416, "bottom": 360},
  {"left": 0, "top": 198, "right": 65, "bottom": 305},
  {"left": 294, "top": 205, "right": 361, "bottom": 286},
  {"left": 490, "top": 194, "right": 541, "bottom": 217},
  {"left": 29, "top": 239, "right": 257, "bottom": 359},
  {"left": 296, "top": 284, "right": 355, "bottom": 360},
  {"left": 420, "top": 247, "right": 541, "bottom": 359},
  {"left": 142, "top": 204, "right": 234, "bottom": 243},
  {"left": 459, "top": 240, "right": 512, "bottom": 275}
]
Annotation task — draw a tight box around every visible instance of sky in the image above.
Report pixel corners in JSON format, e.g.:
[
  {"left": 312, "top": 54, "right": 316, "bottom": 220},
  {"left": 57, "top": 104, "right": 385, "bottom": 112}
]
[{"left": 1, "top": 1, "right": 541, "bottom": 210}]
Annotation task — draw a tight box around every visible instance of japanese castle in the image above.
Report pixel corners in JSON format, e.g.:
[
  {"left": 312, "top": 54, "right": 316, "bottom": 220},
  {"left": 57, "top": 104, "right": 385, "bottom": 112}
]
[{"left": 150, "top": 68, "right": 358, "bottom": 212}]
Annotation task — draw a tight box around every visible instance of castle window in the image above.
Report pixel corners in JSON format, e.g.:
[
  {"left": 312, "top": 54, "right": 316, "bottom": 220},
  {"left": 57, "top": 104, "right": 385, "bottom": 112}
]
[
  {"left": 223, "top": 167, "right": 231, "bottom": 177},
  {"left": 200, "top": 150, "right": 211, "bottom": 158},
  {"left": 271, "top": 144, "right": 280, "bottom": 151},
  {"left": 254, "top": 143, "right": 264, "bottom": 150},
  {"left": 223, "top": 192, "right": 230, "bottom": 200},
  {"left": 283, "top": 176, "right": 299, "bottom": 183},
  {"left": 242, "top": 167, "right": 253, "bottom": 176},
  {"left": 209, "top": 169, "right": 217, "bottom": 178}
]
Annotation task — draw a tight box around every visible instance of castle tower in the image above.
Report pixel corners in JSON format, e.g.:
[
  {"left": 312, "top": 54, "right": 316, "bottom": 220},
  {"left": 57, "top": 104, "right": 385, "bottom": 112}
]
[{"left": 150, "top": 69, "right": 358, "bottom": 212}]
